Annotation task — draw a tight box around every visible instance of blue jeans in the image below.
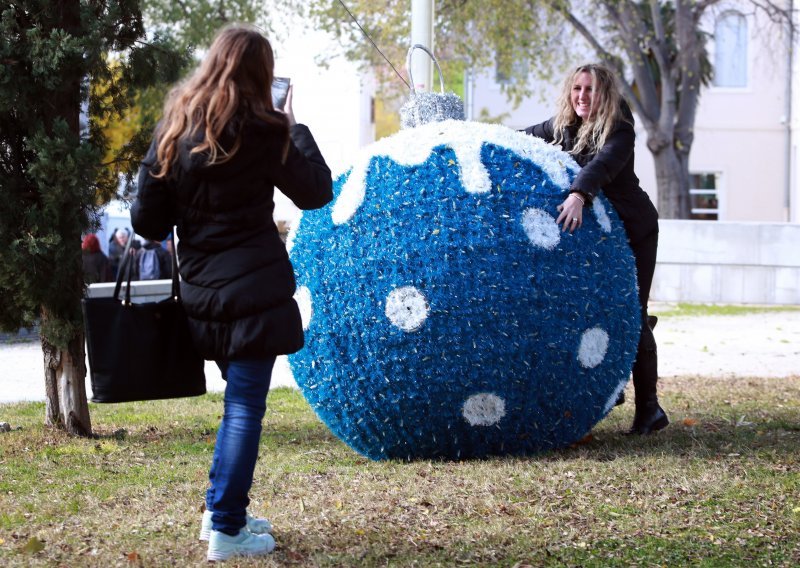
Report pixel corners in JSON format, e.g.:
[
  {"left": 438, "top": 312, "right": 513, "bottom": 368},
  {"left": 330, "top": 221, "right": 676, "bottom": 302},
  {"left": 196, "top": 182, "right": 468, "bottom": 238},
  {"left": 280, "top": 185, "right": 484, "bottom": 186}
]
[{"left": 206, "top": 357, "right": 275, "bottom": 535}]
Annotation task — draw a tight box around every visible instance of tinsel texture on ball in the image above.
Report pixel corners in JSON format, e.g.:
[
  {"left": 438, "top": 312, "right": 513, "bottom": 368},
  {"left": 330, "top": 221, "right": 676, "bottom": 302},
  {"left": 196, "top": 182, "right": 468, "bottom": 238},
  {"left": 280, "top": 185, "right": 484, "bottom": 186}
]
[
  {"left": 399, "top": 91, "right": 466, "bottom": 129},
  {"left": 288, "top": 120, "right": 641, "bottom": 460}
]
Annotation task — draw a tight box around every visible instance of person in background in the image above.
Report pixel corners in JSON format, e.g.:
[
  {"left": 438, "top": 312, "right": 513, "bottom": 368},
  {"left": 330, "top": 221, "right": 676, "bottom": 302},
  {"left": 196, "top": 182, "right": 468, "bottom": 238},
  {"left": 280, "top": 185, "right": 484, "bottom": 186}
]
[
  {"left": 523, "top": 63, "right": 668, "bottom": 435},
  {"left": 81, "top": 233, "right": 112, "bottom": 284},
  {"left": 131, "top": 24, "right": 333, "bottom": 561},
  {"left": 163, "top": 233, "right": 175, "bottom": 257},
  {"left": 136, "top": 238, "right": 171, "bottom": 280},
  {"left": 107, "top": 228, "right": 130, "bottom": 279}
]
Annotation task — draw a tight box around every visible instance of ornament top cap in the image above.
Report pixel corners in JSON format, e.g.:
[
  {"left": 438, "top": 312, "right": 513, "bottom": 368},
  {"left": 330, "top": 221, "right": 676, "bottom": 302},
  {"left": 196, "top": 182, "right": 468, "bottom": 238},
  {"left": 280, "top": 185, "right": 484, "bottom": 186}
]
[{"left": 400, "top": 44, "right": 465, "bottom": 130}]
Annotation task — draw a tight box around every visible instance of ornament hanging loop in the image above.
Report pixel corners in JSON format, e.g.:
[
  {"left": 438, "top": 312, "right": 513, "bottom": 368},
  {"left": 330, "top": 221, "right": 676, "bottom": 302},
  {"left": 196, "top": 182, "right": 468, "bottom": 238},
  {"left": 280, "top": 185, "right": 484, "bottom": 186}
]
[
  {"left": 406, "top": 44, "right": 446, "bottom": 95},
  {"left": 400, "top": 44, "right": 465, "bottom": 129}
]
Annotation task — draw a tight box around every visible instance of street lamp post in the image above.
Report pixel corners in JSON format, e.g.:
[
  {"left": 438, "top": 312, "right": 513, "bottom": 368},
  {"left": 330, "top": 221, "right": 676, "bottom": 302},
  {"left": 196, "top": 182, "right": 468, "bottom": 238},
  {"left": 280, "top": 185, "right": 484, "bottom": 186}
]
[{"left": 410, "top": 0, "right": 434, "bottom": 91}]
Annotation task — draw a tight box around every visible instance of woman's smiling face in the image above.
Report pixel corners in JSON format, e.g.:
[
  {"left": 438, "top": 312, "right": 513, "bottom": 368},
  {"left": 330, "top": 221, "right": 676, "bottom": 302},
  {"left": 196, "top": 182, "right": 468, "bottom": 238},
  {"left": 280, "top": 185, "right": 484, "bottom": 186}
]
[{"left": 571, "top": 71, "right": 595, "bottom": 119}]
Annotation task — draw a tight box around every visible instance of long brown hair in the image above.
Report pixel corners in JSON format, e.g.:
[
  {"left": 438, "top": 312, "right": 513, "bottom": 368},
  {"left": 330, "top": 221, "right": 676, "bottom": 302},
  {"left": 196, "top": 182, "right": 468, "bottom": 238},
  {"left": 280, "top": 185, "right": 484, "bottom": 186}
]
[
  {"left": 153, "top": 25, "right": 288, "bottom": 178},
  {"left": 552, "top": 64, "right": 623, "bottom": 156}
]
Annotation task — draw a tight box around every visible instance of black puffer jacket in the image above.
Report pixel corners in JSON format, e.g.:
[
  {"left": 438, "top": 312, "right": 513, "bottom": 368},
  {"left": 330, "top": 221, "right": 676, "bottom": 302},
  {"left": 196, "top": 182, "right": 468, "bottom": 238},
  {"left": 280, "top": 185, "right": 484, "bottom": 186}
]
[
  {"left": 524, "top": 102, "right": 658, "bottom": 245},
  {"left": 132, "top": 117, "right": 332, "bottom": 360}
]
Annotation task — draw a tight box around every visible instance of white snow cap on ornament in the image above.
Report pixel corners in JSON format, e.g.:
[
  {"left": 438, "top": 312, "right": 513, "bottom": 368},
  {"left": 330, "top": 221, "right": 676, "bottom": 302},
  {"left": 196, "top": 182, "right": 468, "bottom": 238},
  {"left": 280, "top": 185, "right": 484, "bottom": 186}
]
[{"left": 331, "top": 120, "right": 579, "bottom": 225}]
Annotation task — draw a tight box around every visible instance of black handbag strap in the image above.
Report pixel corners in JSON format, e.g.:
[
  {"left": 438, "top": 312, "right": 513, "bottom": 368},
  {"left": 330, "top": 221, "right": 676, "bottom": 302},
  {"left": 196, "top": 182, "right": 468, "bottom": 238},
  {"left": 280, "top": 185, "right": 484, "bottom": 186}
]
[
  {"left": 112, "top": 231, "right": 181, "bottom": 304},
  {"left": 112, "top": 236, "right": 133, "bottom": 304},
  {"left": 170, "top": 237, "right": 180, "bottom": 300}
]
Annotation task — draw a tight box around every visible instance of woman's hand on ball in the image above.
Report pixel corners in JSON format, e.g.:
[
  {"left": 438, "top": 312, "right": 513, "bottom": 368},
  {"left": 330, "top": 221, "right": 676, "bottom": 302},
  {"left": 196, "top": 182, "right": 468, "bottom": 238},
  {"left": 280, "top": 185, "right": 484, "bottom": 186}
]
[{"left": 556, "top": 193, "right": 583, "bottom": 233}]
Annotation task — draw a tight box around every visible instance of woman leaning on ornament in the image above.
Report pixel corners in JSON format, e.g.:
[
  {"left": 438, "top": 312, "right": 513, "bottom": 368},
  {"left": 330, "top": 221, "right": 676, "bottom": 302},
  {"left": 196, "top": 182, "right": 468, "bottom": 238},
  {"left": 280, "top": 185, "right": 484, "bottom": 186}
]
[{"left": 523, "top": 63, "right": 668, "bottom": 435}]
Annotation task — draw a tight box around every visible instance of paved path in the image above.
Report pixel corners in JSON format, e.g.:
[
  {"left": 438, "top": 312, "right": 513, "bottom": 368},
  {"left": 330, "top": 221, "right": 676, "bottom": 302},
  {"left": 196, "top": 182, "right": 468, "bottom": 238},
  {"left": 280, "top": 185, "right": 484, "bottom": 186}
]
[{"left": 1, "top": 308, "right": 798, "bottom": 404}]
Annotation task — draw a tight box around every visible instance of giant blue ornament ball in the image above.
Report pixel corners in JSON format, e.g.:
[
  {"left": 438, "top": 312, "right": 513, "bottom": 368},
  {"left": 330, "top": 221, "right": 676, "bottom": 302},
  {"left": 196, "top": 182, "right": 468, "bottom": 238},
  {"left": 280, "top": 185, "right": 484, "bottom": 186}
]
[{"left": 288, "top": 119, "right": 641, "bottom": 461}]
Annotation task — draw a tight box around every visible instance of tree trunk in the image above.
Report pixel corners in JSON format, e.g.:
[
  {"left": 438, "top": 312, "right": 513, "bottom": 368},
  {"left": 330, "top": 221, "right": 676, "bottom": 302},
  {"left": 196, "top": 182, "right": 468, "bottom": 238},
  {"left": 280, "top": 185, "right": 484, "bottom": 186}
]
[
  {"left": 651, "top": 143, "right": 691, "bottom": 219},
  {"left": 42, "top": 310, "right": 92, "bottom": 437},
  {"left": 38, "top": 0, "right": 92, "bottom": 437}
]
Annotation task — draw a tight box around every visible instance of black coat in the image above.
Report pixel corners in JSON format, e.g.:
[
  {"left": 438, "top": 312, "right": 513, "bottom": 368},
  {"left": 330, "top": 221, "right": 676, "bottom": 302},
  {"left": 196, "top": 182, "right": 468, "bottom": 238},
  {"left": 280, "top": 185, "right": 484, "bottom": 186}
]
[
  {"left": 132, "top": 117, "right": 333, "bottom": 360},
  {"left": 82, "top": 250, "right": 111, "bottom": 284},
  {"left": 523, "top": 102, "right": 658, "bottom": 245}
]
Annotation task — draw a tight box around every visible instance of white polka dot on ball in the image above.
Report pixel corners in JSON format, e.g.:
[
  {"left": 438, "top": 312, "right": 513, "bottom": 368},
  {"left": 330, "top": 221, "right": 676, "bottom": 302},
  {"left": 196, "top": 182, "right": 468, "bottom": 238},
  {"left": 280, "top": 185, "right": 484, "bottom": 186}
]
[
  {"left": 577, "top": 327, "right": 610, "bottom": 368},
  {"left": 521, "top": 208, "right": 561, "bottom": 250},
  {"left": 385, "top": 286, "right": 429, "bottom": 332},
  {"left": 462, "top": 393, "right": 506, "bottom": 426},
  {"left": 294, "top": 286, "right": 313, "bottom": 330}
]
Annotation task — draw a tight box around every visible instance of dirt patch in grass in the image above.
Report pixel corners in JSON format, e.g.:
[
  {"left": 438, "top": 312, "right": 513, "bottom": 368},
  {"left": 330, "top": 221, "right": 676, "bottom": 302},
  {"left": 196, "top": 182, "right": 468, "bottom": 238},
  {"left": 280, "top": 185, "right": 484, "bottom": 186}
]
[{"left": 1, "top": 379, "right": 798, "bottom": 566}]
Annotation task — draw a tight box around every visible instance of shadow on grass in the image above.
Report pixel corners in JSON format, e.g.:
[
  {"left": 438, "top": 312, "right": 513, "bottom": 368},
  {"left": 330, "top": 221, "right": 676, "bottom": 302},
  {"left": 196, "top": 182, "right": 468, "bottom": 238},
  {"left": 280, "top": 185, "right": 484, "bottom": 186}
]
[
  {"left": 7, "top": 383, "right": 796, "bottom": 466},
  {"left": 546, "top": 412, "right": 800, "bottom": 465},
  {"left": 94, "top": 402, "right": 800, "bottom": 465}
]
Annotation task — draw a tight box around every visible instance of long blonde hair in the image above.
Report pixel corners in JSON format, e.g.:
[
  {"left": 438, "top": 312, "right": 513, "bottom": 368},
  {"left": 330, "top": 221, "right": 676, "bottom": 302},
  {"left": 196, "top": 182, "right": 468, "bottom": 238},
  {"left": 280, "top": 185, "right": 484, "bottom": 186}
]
[
  {"left": 153, "top": 25, "right": 288, "bottom": 178},
  {"left": 553, "top": 64, "right": 623, "bottom": 156}
]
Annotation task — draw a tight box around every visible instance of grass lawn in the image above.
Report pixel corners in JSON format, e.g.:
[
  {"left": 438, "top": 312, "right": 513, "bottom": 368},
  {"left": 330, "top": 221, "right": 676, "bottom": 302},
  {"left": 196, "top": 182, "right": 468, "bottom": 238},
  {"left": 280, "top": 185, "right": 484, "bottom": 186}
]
[
  {"left": 652, "top": 303, "right": 800, "bottom": 318},
  {"left": 1, "top": 377, "right": 798, "bottom": 567}
]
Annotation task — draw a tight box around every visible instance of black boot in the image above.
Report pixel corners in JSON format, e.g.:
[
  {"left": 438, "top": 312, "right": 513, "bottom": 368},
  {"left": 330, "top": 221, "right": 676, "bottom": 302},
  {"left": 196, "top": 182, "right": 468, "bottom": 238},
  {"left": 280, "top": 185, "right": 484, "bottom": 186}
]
[
  {"left": 617, "top": 316, "right": 658, "bottom": 410},
  {"left": 626, "top": 323, "right": 669, "bottom": 435},
  {"left": 627, "top": 399, "right": 669, "bottom": 435}
]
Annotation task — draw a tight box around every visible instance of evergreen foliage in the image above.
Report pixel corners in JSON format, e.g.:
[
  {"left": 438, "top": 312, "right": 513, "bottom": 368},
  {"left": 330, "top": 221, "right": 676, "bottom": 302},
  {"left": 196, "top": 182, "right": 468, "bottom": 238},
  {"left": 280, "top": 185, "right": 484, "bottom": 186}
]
[{"left": 0, "top": 0, "right": 187, "bottom": 348}]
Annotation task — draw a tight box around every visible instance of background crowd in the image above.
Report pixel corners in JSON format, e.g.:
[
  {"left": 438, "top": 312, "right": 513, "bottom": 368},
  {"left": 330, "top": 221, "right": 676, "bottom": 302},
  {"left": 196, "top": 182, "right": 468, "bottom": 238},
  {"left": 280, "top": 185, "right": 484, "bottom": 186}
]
[{"left": 81, "top": 228, "right": 173, "bottom": 284}]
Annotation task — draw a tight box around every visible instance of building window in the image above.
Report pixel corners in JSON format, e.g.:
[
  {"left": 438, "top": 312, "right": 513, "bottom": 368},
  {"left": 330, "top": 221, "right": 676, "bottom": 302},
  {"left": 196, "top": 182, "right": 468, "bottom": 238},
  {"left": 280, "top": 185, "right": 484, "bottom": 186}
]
[
  {"left": 690, "top": 173, "right": 719, "bottom": 220},
  {"left": 713, "top": 11, "right": 748, "bottom": 88}
]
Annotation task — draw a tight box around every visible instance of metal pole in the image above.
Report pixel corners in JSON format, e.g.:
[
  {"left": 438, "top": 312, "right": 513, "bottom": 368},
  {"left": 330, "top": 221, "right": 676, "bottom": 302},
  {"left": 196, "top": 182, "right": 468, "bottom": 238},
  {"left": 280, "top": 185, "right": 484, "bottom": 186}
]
[
  {"left": 784, "top": 0, "right": 795, "bottom": 222},
  {"left": 410, "top": 0, "right": 434, "bottom": 91}
]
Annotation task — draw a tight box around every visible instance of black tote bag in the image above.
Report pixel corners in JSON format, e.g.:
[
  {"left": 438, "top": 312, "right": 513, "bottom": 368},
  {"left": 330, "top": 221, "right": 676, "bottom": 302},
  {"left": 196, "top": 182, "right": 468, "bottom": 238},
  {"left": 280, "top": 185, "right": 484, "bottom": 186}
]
[{"left": 82, "top": 238, "right": 206, "bottom": 403}]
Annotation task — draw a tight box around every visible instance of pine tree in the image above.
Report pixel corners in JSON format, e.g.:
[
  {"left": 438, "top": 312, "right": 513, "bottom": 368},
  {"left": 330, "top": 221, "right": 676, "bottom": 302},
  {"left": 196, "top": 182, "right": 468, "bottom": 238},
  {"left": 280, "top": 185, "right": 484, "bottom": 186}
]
[{"left": 0, "top": 0, "right": 186, "bottom": 435}]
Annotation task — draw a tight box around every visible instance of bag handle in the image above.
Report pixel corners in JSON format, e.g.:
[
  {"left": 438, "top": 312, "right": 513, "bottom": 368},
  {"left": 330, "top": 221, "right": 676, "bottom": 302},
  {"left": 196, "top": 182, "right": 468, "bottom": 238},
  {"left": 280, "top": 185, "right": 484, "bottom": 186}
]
[
  {"left": 112, "top": 235, "right": 134, "bottom": 305},
  {"left": 169, "top": 235, "right": 179, "bottom": 300},
  {"left": 112, "top": 231, "right": 181, "bottom": 305},
  {"left": 406, "top": 44, "right": 445, "bottom": 95}
]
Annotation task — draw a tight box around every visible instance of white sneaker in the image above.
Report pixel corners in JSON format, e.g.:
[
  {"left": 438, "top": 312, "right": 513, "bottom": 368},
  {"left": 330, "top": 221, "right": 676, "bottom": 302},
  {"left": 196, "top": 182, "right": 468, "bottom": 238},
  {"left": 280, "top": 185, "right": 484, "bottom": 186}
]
[
  {"left": 206, "top": 528, "right": 275, "bottom": 562},
  {"left": 199, "top": 509, "right": 273, "bottom": 541}
]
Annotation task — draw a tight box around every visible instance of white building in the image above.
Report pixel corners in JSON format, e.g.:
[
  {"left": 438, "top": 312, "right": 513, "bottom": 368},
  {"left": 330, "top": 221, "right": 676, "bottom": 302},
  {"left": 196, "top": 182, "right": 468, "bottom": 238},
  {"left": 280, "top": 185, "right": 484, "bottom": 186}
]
[
  {"left": 268, "top": 24, "right": 377, "bottom": 223},
  {"left": 468, "top": 2, "right": 797, "bottom": 225}
]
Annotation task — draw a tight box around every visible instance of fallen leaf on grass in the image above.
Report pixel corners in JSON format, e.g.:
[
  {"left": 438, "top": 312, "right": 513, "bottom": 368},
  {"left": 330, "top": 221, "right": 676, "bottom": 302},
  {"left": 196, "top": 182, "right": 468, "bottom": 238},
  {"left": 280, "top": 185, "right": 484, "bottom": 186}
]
[
  {"left": 20, "top": 537, "right": 44, "bottom": 554},
  {"left": 127, "top": 551, "right": 140, "bottom": 562},
  {"left": 683, "top": 418, "right": 698, "bottom": 427},
  {"left": 286, "top": 550, "right": 306, "bottom": 561},
  {"left": 570, "top": 433, "right": 594, "bottom": 447}
]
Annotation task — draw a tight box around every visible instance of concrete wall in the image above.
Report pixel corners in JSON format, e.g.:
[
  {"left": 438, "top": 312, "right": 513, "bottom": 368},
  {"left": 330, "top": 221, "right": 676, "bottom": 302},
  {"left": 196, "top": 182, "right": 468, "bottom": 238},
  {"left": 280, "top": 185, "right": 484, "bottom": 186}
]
[
  {"left": 653, "top": 220, "right": 800, "bottom": 305},
  {"left": 86, "top": 280, "right": 172, "bottom": 303}
]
